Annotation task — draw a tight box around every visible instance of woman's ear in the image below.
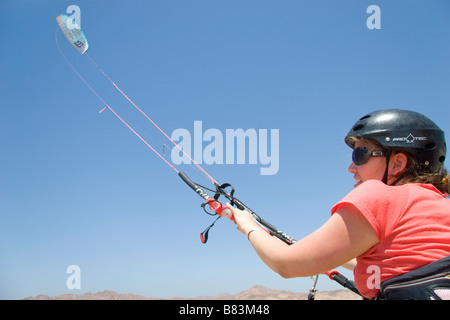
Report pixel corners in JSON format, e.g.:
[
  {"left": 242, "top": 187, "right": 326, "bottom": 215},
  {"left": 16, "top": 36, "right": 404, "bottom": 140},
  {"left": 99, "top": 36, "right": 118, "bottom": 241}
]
[{"left": 390, "top": 152, "right": 409, "bottom": 177}]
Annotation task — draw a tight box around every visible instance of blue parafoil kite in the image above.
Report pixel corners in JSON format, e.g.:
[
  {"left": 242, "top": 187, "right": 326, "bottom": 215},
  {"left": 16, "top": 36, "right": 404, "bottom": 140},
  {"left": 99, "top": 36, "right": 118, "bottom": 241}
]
[{"left": 56, "top": 14, "right": 89, "bottom": 54}]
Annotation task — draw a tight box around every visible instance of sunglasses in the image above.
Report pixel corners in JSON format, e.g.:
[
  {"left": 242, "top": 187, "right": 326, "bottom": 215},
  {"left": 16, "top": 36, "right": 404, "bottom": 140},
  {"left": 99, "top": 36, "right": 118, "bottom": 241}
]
[{"left": 352, "top": 147, "right": 385, "bottom": 165}]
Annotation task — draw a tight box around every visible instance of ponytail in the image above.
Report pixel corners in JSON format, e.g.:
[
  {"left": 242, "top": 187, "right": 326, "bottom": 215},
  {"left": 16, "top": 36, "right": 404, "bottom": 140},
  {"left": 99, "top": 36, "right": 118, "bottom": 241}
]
[
  {"left": 390, "top": 150, "right": 448, "bottom": 195},
  {"left": 401, "top": 167, "right": 449, "bottom": 195},
  {"left": 440, "top": 172, "right": 449, "bottom": 195}
]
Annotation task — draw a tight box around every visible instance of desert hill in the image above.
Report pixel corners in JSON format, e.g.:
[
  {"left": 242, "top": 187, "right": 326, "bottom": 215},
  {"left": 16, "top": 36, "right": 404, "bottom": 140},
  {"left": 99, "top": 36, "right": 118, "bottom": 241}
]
[{"left": 24, "top": 285, "right": 361, "bottom": 300}]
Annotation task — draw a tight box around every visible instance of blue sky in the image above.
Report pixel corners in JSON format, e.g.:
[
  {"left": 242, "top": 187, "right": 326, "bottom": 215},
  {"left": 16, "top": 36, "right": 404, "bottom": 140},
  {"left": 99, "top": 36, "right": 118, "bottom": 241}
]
[{"left": 1, "top": 0, "right": 449, "bottom": 300}]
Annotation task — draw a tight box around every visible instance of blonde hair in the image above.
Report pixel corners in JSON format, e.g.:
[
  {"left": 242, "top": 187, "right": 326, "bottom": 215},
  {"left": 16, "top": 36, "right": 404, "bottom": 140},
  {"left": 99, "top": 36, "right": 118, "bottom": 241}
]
[{"left": 348, "top": 137, "right": 450, "bottom": 194}]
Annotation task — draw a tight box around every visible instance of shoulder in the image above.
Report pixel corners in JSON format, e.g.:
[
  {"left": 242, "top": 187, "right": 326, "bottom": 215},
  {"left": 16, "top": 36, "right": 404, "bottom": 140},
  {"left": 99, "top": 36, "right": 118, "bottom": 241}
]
[
  {"left": 335, "top": 180, "right": 409, "bottom": 209},
  {"left": 331, "top": 180, "right": 410, "bottom": 240}
]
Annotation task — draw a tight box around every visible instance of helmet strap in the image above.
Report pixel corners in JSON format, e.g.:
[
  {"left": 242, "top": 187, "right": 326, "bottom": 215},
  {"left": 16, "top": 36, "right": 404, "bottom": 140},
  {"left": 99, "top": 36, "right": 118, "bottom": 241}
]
[{"left": 382, "top": 150, "right": 392, "bottom": 184}]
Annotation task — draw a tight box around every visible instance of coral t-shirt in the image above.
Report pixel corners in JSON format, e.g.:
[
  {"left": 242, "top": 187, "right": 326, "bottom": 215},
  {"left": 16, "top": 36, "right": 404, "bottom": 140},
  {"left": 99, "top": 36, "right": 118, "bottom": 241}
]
[{"left": 331, "top": 180, "right": 450, "bottom": 299}]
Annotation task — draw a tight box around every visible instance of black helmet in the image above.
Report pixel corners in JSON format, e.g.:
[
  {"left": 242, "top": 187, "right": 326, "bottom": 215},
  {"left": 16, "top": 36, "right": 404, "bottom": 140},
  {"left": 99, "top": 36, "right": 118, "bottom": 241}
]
[{"left": 345, "top": 109, "right": 446, "bottom": 173}]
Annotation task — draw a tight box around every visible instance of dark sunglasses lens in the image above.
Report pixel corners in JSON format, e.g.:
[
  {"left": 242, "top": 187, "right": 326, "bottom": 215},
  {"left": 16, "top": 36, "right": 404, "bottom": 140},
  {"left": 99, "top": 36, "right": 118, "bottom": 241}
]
[{"left": 352, "top": 147, "right": 370, "bottom": 165}]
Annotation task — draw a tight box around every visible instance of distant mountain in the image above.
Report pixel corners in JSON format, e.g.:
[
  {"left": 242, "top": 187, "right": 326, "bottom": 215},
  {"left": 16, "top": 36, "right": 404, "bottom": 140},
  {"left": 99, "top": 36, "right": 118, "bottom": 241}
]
[
  {"left": 24, "top": 285, "right": 361, "bottom": 300},
  {"left": 24, "top": 290, "right": 151, "bottom": 300}
]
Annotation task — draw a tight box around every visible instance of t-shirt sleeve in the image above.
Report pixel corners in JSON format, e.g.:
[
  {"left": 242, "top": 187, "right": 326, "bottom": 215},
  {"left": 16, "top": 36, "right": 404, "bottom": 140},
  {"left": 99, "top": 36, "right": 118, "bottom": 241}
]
[{"left": 331, "top": 180, "right": 408, "bottom": 242}]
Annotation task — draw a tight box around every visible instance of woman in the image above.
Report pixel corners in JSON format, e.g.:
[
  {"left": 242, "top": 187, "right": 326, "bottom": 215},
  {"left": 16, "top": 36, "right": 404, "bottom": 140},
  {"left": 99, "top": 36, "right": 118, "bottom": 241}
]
[{"left": 228, "top": 109, "right": 450, "bottom": 300}]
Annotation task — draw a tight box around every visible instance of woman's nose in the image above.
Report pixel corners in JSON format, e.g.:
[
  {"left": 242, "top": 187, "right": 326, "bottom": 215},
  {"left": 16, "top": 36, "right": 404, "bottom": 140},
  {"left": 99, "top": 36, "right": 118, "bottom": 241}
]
[{"left": 348, "top": 161, "right": 357, "bottom": 174}]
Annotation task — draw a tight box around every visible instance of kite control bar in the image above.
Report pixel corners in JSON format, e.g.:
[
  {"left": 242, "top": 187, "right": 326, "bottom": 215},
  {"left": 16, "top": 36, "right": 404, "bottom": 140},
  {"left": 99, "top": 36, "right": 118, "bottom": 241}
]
[
  {"left": 178, "top": 171, "right": 234, "bottom": 221},
  {"left": 178, "top": 171, "right": 296, "bottom": 244}
]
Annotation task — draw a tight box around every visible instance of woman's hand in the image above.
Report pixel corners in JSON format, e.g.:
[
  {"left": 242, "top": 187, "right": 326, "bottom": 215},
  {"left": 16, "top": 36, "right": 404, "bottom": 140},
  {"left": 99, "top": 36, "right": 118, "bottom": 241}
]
[{"left": 226, "top": 203, "right": 261, "bottom": 236}]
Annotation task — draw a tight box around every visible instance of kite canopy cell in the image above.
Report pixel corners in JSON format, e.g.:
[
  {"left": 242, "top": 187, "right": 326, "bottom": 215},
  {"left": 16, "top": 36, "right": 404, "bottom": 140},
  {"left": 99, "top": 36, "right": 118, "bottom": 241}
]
[{"left": 56, "top": 14, "right": 89, "bottom": 54}]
